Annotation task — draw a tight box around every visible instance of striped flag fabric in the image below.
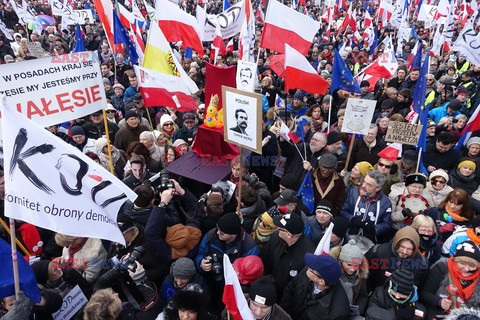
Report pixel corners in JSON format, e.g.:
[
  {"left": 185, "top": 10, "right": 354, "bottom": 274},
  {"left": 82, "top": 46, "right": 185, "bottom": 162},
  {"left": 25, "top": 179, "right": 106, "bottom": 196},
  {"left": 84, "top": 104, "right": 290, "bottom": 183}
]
[{"left": 314, "top": 222, "right": 333, "bottom": 255}]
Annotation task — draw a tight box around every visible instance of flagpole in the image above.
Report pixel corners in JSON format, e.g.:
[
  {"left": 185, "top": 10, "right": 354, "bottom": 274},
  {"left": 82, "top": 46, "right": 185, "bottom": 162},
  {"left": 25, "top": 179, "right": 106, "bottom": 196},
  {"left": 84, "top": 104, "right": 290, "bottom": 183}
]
[
  {"left": 416, "top": 147, "right": 422, "bottom": 172},
  {"left": 102, "top": 110, "right": 115, "bottom": 174},
  {"left": 144, "top": 108, "right": 159, "bottom": 147},
  {"left": 327, "top": 96, "right": 332, "bottom": 130},
  {"left": 0, "top": 219, "right": 30, "bottom": 257},
  {"left": 9, "top": 219, "right": 20, "bottom": 300},
  {"left": 236, "top": 148, "right": 243, "bottom": 217},
  {"left": 344, "top": 134, "right": 356, "bottom": 171}
]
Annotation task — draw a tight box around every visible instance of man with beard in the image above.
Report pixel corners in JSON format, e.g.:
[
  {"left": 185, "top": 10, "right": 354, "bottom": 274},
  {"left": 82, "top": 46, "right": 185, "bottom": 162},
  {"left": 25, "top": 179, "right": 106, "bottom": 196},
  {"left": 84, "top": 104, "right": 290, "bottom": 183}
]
[
  {"left": 311, "top": 154, "right": 345, "bottom": 215},
  {"left": 230, "top": 109, "right": 249, "bottom": 135},
  {"left": 341, "top": 170, "right": 392, "bottom": 243},
  {"left": 324, "top": 131, "right": 347, "bottom": 171}
]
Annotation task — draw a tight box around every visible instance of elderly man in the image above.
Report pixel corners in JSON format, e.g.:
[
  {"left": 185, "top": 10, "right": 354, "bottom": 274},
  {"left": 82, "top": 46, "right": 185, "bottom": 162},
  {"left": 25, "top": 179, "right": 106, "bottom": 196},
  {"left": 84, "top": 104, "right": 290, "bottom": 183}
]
[
  {"left": 341, "top": 170, "right": 392, "bottom": 243},
  {"left": 82, "top": 110, "right": 119, "bottom": 143},
  {"left": 139, "top": 131, "right": 161, "bottom": 162},
  {"left": 348, "top": 124, "right": 385, "bottom": 170},
  {"left": 311, "top": 154, "right": 345, "bottom": 215}
]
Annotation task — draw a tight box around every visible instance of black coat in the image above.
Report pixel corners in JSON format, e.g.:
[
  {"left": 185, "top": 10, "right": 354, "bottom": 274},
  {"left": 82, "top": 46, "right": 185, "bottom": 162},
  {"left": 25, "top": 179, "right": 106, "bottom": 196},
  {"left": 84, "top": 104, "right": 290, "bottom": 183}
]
[
  {"left": 82, "top": 121, "right": 119, "bottom": 144},
  {"left": 261, "top": 232, "right": 315, "bottom": 299},
  {"left": 280, "top": 268, "right": 350, "bottom": 320},
  {"left": 448, "top": 169, "right": 479, "bottom": 195},
  {"left": 423, "top": 142, "right": 459, "bottom": 172},
  {"left": 366, "top": 285, "right": 425, "bottom": 320},
  {"left": 347, "top": 138, "right": 385, "bottom": 171}
]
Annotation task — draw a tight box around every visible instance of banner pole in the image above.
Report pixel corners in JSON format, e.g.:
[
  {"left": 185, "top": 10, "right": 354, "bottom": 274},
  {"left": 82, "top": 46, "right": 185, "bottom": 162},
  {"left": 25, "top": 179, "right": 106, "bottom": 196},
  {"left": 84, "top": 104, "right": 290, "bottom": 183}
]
[
  {"left": 327, "top": 95, "right": 332, "bottom": 130},
  {"left": 102, "top": 109, "right": 115, "bottom": 174},
  {"left": 344, "top": 134, "right": 356, "bottom": 171},
  {"left": 236, "top": 148, "right": 243, "bottom": 216},
  {"left": 145, "top": 109, "right": 160, "bottom": 148},
  {"left": 9, "top": 219, "right": 20, "bottom": 300},
  {"left": 0, "top": 219, "right": 30, "bottom": 257},
  {"left": 416, "top": 147, "right": 422, "bottom": 173}
]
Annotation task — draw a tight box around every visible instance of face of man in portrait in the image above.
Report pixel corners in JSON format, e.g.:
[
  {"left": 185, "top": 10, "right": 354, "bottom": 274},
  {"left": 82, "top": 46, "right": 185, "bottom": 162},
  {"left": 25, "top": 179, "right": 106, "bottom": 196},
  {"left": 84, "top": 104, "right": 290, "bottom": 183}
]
[
  {"left": 236, "top": 110, "right": 248, "bottom": 131},
  {"left": 240, "top": 67, "right": 252, "bottom": 85}
]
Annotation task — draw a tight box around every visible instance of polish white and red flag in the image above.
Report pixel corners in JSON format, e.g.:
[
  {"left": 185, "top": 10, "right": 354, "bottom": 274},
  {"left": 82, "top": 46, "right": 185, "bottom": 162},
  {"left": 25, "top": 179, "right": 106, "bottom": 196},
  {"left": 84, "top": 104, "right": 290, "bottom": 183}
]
[
  {"left": 225, "top": 38, "right": 234, "bottom": 52},
  {"left": 314, "top": 222, "right": 333, "bottom": 255},
  {"left": 211, "top": 22, "right": 226, "bottom": 63},
  {"left": 255, "top": 7, "right": 264, "bottom": 22},
  {"left": 222, "top": 255, "right": 255, "bottom": 320},
  {"left": 260, "top": 0, "right": 320, "bottom": 55},
  {"left": 279, "top": 122, "right": 301, "bottom": 144},
  {"left": 156, "top": 0, "right": 204, "bottom": 55},
  {"left": 363, "top": 36, "right": 398, "bottom": 78},
  {"left": 284, "top": 43, "right": 329, "bottom": 95}
]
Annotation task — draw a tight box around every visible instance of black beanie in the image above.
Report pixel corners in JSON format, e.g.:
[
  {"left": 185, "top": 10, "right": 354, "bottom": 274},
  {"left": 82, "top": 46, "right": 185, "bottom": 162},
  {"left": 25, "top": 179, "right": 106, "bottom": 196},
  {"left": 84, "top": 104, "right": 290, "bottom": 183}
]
[
  {"left": 454, "top": 241, "right": 480, "bottom": 264},
  {"left": 327, "top": 131, "right": 342, "bottom": 145},
  {"left": 172, "top": 284, "right": 207, "bottom": 313},
  {"left": 279, "top": 174, "right": 299, "bottom": 190},
  {"left": 249, "top": 276, "right": 277, "bottom": 306},
  {"left": 389, "top": 269, "right": 414, "bottom": 296},
  {"left": 70, "top": 125, "right": 85, "bottom": 136},
  {"left": 217, "top": 212, "right": 241, "bottom": 235},
  {"left": 332, "top": 216, "right": 350, "bottom": 239},
  {"left": 448, "top": 99, "right": 463, "bottom": 111},
  {"left": 31, "top": 260, "right": 51, "bottom": 284}
]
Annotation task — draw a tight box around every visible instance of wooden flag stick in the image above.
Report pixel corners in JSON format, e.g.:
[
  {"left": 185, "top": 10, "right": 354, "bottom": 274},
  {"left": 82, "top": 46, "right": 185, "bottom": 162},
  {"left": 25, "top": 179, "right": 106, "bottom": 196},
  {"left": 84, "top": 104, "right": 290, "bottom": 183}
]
[
  {"left": 0, "top": 218, "right": 30, "bottom": 257},
  {"left": 344, "top": 134, "right": 356, "bottom": 171},
  {"left": 9, "top": 219, "right": 20, "bottom": 300},
  {"left": 102, "top": 110, "right": 115, "bottom": 174}
]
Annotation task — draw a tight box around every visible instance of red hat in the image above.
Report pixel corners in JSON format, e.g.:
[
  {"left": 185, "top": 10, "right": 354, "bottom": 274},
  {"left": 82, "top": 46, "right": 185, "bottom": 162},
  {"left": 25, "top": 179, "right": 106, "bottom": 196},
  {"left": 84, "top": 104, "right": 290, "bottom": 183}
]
[
  {"left": 233, "top": 256, "right": 264, "bottom": 285},
  {"left": 378, "top": 146, "right": 400, "bottom": 161}
]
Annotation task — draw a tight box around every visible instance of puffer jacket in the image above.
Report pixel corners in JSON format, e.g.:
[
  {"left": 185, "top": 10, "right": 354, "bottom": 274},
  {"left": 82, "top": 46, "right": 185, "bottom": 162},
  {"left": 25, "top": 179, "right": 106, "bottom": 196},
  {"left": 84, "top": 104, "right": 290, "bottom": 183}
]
[
  {"left": 448, "top": 169, "right": 479, "bottom": 195},
  {"left": 366, "top": 284, "right": 424, "bottom": 320},
  {"left": 280, "top": 267, "right": 350, "bottom": 320},
  {"left": 330, "top": 246, "right": 369, "bottom": 315},
  {"left": 341, "top": 187, "right": 392, "bottom": 243}
]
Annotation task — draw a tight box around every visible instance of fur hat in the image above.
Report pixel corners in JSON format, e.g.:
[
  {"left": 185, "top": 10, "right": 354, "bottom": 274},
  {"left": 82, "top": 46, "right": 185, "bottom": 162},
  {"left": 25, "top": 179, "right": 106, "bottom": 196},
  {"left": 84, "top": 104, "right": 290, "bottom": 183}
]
[
  {"left": 171, "top": 284, "right": 207, "bottom": 314},
  {"left": 405, "top": 173, "right": 427, "bottom": 188}
]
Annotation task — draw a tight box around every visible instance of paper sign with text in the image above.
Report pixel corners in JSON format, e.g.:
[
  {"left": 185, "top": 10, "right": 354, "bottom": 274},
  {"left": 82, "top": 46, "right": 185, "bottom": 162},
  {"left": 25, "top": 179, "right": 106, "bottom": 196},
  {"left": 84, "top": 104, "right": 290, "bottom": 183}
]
[
  {"left": 341, "top": 98, "right": 376, "bottom": 135},
  {"left": 0, "top": 51, "right": 106, "bottom": 136},
  {"left": 52, "top": 286, "right": 87, "bottom": 320},
  {"left": 385, "top": 121, "right": 423, "bottom": 146}
]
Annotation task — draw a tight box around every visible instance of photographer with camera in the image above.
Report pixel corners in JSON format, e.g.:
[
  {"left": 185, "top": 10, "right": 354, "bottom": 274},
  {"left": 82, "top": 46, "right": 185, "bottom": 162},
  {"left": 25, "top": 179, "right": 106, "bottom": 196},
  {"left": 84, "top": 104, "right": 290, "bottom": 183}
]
[
  {"left": 195, "top": 212, "right": 260, "bottom": 314},
  {"left": 120, "top": 184, "right": 156, "bottom": 227}
]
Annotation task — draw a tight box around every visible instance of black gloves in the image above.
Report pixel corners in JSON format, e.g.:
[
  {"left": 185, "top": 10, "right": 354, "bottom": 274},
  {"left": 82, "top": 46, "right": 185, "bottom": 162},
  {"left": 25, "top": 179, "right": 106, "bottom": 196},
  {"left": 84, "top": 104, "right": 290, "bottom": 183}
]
[
  {"left": 351, "top": 216, "right": 364, "bottom": 228},
  {"left": 402, "top": 208, "right": 413, "bottom": 218},
  {"left": 389, "top": 163, "right": 399, "bottom": 175},
  {"left": 363, "top": 221, "right": 376, "bottom": 234},
  {"left": 395, "top": 303, "right": 416, "bottom": 320}
]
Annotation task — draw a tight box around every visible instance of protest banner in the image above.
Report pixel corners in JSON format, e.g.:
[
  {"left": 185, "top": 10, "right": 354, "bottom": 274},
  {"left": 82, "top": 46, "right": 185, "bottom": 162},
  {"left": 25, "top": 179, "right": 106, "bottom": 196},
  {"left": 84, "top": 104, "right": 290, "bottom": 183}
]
[
  {"left": 52, "top": 286, "right": 87, "bottom": 320},
  {"left": 222, "top": 86, "right": 262, "bottom": 154},
  {"left": 196, "top": 1, "right": 245, "bottom": 41},
  {"left": 26, "top": 42, "right": 48, "bottom": 58},
  {"left": 0, "top": 51, "right": 106, "bottom": 137},
  {"left": 1, "top": 95, "right": 136, "bottom": 245},
  {"left": 341, "top": 98, "right": 376, "bottom": 135},
  {"left": 385, "top": 121, "right": 423, "bottom": 146},
  {"left": 67, "top": 10, "right": 94, "bottom": 25}
]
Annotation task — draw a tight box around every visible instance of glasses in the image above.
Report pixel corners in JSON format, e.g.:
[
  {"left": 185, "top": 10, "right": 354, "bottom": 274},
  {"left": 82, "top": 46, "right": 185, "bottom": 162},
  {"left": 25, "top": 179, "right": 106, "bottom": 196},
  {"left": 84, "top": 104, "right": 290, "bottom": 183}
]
[
  {"left": 308, "top": 268, "right": 322, "bottom": 278},
  {"left": 198, "top": 111, "right": 204, "bottom": 114},
  {"left": 378, "top": 162, "right": 392, "bottom": 169},
  {"left": 163, "top": 123, "right": 174, "bottom": 127},
  {"left": 106, "top": 110, "right": 116, "bottom": 114},
  {"left": 432, "top": 179, "right": 446, "bottom": 185}
]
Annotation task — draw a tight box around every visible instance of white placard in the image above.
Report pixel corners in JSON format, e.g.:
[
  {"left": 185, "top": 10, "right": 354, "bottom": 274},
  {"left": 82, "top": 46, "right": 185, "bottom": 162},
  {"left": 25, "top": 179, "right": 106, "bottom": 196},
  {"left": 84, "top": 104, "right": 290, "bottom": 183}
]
[
  {"left": 67, "top": 10, "right": 94, "bottom": 25},
  {"left": 341, "top": 98, "right": 376, "bottom": 135},
  {"left": 0, "top": 51, "right": 106, "bottom": 134},
  {"left": 196, "top": 1, "right": 245, "bottom": 41},
  {"left": 52, "top": 286, "right": 87, "bottom": 320},
  {"left": 236, "top": 60, "right": 257, "bottom": 93}
]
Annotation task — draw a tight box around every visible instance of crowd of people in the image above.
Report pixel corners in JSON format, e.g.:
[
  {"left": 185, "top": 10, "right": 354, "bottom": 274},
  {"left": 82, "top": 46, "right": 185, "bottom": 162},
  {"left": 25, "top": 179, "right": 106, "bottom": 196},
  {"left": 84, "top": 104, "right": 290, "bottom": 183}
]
[{"left": 1, "top": 0, "right": 480, "bottom": 319}]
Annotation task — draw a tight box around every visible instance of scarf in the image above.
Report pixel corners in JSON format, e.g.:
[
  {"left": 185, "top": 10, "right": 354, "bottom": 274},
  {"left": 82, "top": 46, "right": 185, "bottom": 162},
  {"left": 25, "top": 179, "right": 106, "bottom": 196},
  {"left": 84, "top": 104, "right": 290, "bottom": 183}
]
[
  {"left": 99, "top": 148, "right": 120, "bottom": 170},
  {"left": 446, "top": 206, "right": 469, "bottom": 222},
  {"left": 252, "top": 213, "right": 276, "bottom": 244},
  {"left": 466, "top": 228, "right": 480, "bottom": 246},
  {"left": 448, "top": 257, "right": 480, "bottom": 302},
  {"left": 67, "top": 238, "right": 87, "bottom": 265}
]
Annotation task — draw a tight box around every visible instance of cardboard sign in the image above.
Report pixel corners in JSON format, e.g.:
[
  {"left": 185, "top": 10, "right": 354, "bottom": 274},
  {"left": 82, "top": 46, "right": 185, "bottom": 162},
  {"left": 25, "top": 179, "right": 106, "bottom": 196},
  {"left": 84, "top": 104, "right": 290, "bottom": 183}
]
[
  {"left": 26, "top": 42, "right": 48, "bottom": 58},
  {"left": 52, "top": 286, "right": 87, "bottom": 320},
  {"left": 385, "top": 121, "right": 423, "bottom": 146},
  {"left": 341, "top": 98, "right": 376, "bottom": 135}
]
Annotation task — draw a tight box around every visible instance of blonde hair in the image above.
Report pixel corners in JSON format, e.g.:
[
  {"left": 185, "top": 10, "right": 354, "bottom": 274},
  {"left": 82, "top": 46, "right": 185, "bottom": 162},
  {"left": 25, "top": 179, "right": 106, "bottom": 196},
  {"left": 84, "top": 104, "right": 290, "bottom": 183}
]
[
  {"left": 410, "top": 215, "right": 437, "bottom": 233},
  {"left": 55, "top": 233, "right": 76, "bottom": 247},
  {"left": 83, "top": 288, "right": 121, "bottom": 320},
  {"left": 454, "top": 256, "right": 480, "bottom": 268}
]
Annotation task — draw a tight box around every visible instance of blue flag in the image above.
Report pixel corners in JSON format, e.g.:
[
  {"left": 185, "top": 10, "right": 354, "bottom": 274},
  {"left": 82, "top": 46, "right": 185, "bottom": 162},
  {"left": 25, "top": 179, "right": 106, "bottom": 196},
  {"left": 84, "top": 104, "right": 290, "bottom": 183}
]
[
  {"left": 410, "top": 42, "right": 423, "bottom": 69},
  {"left": 412, "top": 51, "right": 430, "bottom": 115},
  {"left": 369, "top": 28, "right": 378, "bottom": 55},
  {"left": 295, "top": 118, "right": 309, "bottom": 142},
  {"left": 0, "top": 239, "right": 41, "bottom": 303},
  {"left": 297, "top": 172, "right": 315, "bottom": 214},
  {"left": 410, "top": 26, "right": 418, "bottom": 42},
  {"left": 331, "top": 49, "right": 362, "bottom": 94},
  {"left": 113, "top": 10, "right": 139, "bottom": 65},
  {"left": 72, "top": 24, "right": 85, "bottom": 53},
  {"left": 224, "top": 0, "right": 231, "bottom": 10},
  {"left": 184, "top": 47, "right": 193, "bottom": 59}
]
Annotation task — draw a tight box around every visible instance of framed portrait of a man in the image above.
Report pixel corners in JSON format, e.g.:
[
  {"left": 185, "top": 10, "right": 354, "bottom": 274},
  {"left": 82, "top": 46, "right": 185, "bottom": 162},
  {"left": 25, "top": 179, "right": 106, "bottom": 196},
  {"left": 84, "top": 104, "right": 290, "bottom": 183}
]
[{"left": 222, "top": 86, "right": 262, "bottom": 154}]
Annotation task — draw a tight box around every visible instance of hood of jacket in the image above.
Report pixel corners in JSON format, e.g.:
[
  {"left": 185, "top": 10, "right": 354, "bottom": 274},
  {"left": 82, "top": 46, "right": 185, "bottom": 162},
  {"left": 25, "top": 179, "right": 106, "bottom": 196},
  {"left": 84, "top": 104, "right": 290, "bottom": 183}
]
[{"left": 392, "top": 226, "right": 420, "bottom": 254}]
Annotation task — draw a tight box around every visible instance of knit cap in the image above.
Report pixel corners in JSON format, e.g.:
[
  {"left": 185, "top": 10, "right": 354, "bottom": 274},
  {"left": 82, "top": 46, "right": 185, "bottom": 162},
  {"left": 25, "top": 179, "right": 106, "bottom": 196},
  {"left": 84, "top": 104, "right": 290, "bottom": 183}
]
[
  {"left": 95, "top": 137, "right": 108, "bottom": 152},
  {"left": 429, "top": 169, "right": 449, "bottom": 183},
  {"left": 249, "top": 276, "right": 277, "bottom": 306},
  {"left": 125, "top": 110, "right": 138, "bottom": 121},
  {"left": 355, "top": 161, "right": 373, "bottom": 177},
  {"left": 467, "top": 137, "right": 480, "bottom": 149},
  {"left": 332, "top": 217, "right": 350, "bottom": 239},
  {"left": 339, "top": 240, "right": 364, "bottom": 264},
  {"left": 389, "top": 269, "right": 415, "bottom": 295},
  {"left": 233, "top": 256, "right": 264, "bottom": 285},
  {"left": 70, "top": 125, "right": 85, "bottom": 136},
  {"left": 454, "top": 241, "right": 480, "bottom": 265},
  {"left": 217, "top": 212, "right": 241, "bottom": 235},
  {"left": 458, "top": 160, "right": 477, "bottom": 171},
  {"left": 160, "top": 114, "right": 175, "bottom": 127},
  {"left": 31, "top": 260, "right": 51, "bottom": 284},
  {"left": 327, "top": 131, "right": 342, "bottom": 145},
  {"left": 315, "top": 199, "right": 333, "bottom": 217},
  {"left": 171, "top": 257, "right": 196, "bottom": 279}
]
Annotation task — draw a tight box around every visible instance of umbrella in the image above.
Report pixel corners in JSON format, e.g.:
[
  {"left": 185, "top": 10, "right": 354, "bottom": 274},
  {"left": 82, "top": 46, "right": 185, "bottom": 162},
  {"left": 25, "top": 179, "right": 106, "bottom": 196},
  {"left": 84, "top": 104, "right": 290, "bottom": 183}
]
[
  {"left": 0, "top": 238, "right": 41, "bottom": 303},
  {"left": 36, "top": 14, "right": 55, "bottom": 26}
]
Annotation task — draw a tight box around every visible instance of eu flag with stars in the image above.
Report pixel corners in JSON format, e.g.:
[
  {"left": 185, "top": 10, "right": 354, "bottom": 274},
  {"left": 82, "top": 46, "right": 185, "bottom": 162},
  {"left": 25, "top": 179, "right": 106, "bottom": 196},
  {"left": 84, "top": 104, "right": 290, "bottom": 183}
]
[
  {"left": 113, "top": 10, "right": 139, "bottom": 65},
  {"left": 72, "top": 24, "right": 85, "bottom": 53},
  {"left": 412, "top": 51, "right": 430, "bottom": 115},
  {"left": 331, "top": 49, "right": 362, "bottom": 94},
  {"left": 297, "top": 171, "right": 314, "bottom": 214}
]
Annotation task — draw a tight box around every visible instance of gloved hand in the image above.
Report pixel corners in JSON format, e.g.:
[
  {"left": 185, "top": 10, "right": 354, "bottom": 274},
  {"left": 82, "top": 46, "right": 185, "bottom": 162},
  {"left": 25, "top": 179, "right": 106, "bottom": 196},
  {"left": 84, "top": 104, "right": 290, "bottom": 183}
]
[
  {"left": 351, "top": 216, "right": 364, "bottom": 228},
  {"left": 395, "top": 303, "right": 416, "bottom": 320},
  {"left": 402, "top": 208, "right": 413, "bottom": 218},
  {"left": 389, "top": 163, "right": 399, "bottom": 175},
  {"left": 363, "top": 221, "right": 376, "bottom": 234},
  {"left": 439, "top": 222, "right": 456, "bottom": 234}
]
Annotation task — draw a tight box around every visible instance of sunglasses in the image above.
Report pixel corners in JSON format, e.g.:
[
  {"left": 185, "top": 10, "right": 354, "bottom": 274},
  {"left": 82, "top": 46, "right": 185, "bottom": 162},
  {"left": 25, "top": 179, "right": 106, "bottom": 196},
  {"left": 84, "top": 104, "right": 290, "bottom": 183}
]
[
  {"left": 431, "top": 179, "right": 446, "bottom": 185},
  {"left": 378, "top": 162, "right": 392, "bottom": 169},
  {"left": 163, "top": 123, "right": 174, "bottom": 127},
  {"left": 198, "top": 111, "right": 204, "bottom": 114},
  {"left": 106, "top": 110, "right": 116, "bottom": 114}
]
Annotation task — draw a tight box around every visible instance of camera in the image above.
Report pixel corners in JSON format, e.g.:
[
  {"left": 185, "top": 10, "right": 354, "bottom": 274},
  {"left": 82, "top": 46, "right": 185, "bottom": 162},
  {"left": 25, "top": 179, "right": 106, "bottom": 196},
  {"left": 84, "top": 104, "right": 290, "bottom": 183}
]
[
  {"left": 149, "top": 170, "right": 174, "bottom": 193},
  {"left": 242, "top": 173, "right": 258, "bottom": 185},
  {"left": 207, "top": 253, "right": 223, "bottom": 281},
  {"left": 118, "top": 246, "right": 145, "bottom": 273}
]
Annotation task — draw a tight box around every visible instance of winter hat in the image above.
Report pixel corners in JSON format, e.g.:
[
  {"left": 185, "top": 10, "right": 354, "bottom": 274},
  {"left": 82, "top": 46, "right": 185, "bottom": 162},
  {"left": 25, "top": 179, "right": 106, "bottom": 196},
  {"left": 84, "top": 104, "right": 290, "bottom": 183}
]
[
  {"left": 273, "top": 213, "right": 304, "bottom": 234},
  {"left": 125, "top": 110, "right": 139, "bottom": 121},
  {"left": 172, "top": 284, "right": 207, "bottom": 313},
  {"left": 458, "top": 160, "right": 477, "bottom": 171},
  {"left": 389, "top": 269, "right": 415, "bottom": 295},
  {"left": 454, "top": 241, "right": 480, "bottom": 265},
  {"left": 279, "top": 174, "right": 299, "bottom": 190},
  {"left": 70, "top": 125, "right": 85, "bottom": 136},
  {"left": 172, "top": 139, "right": 187, "bottom": 148},
  {"left": 315, "top": 199, "right": 333, "bottom": 217},
  {"left": 160, "top": 114, "right": 175, "bottom": 128},
  {"left": 233, "top": 256, "right": 264, "bottom": 285},
  {"left": 355, "top": 161, "right": 373, "bottom": 177},
  {"left": 318, "top": 153, "right": 337, "bottom": 168},
  {"left": 402, "top": 150, "right": 418, "bottom": 166},
  {"left": 171, "top": 257, "right": 197, "bottom": 279},
  {"left": 31, "top": 260, "right": 51, "bottom": 284},
  {"left": 448, "top": 99, "right": 463, "bottom": 111},
  {"left": 427, "top": 120, "right": 436, "bottom": 128},
  {"left": 183, "top": 113, "right": 196, "bottom": 122},
  {"left": 95, "top": 137, "right": 108, "bottom": 152},
  {"left": 217, "top": 212, "right": 241, "bottom": 235},
  {"left": 133, "top": 92, "right": 143, "bottom": 102},
  {"left": 274, "top": 189, "right": 298, "bottom": 206},
  {"left": 405, "top": 173, "right": 427, "bottom": 188},
  {"left": 393, "top": 226, "right": 420, "bottom": 253},
  {"left": 105, "top": 103, "right": 116, "bottom": 112},
  {"left": 113, "top": 83, "right": 125, "bottom": 90},
  {"left": 327, "top": 131, "right": 342, "bottom": 145},
  {"left": 304, "top": 253, "right": 342, "bottom": 284},
  {"left": 467, "top": 137, "right": 480, "bottom": 149},
  {"left": 457, "top": 86, "right": 470, "bottom": 96},
  {"left": 339, "top": 239, "right": 364, "bottom": 264},
  {"left": 430, "top": 169, "right": 449, "bottom": 183},
  {"left": 249, "top": 276, "right": 277, "bottom": 306},
  {"left": 332, "top": 216, "right": 350, "bottom": 239},
  {"left": 381, "top": 99, "right": 395, "bottom": 109},
  {"left": 102, "top": 78, "right": 110, "bottom": 85},
  {"left": 293, "top": 91, "right": 305, "bottom": 100},
  {"left": 360, "top": 80, "right": 370, "bottom": 88},
  {"left": 322, "top": 95, "right": 332, "bottom": 104},
  {"left": 378, "top": 146, "right": 399, "bottom": 161}
]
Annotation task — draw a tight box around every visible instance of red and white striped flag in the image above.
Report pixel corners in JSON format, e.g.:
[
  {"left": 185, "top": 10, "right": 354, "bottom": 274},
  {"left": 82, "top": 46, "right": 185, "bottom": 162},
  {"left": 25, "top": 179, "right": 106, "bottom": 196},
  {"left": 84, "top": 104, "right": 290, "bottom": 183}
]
[
  {"left": 226, "top": 38, "right": 234, "bottom": 52},
  {"left": 255, "top": 7, "right": 264, "bottom": 22},
  {"left": 211, "top": 22, "right": 226, "bottom": 63},
  {"left": 279, "top": 122, "right": 301, "bottom": 144},
  {"left": 239, "top": 0, "right": 255, "bottom": 62},
  {"left": 314, "top": 222, "right": 333, "bottom": 255},
  {"left": 222, "top": 255, "right": 255, "bottom": 320}
]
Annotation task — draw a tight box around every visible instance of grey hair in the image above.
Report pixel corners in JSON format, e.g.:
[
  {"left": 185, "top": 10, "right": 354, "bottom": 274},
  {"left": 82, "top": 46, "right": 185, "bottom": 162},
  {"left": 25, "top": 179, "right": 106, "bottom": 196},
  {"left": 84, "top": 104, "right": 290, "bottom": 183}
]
[
  {"left": 312, "top": 131, "right": 327, "bottom": 144},
  {"left": 367, "top": 170, "right": 387, "bottom": 187},
  {"left": 139, "top": 131, "right": 154, "bottom": 142}
]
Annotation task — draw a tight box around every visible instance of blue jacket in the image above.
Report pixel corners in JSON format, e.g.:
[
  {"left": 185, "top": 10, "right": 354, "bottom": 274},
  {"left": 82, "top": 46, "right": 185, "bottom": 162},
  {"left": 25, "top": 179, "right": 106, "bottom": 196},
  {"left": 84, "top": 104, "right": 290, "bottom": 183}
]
[
  {"left": 428, "top": 102, "right": 461, "bottom": 123},
  {"left": 341, "top": 187, "right": 392, "bottom": 243},
  {"left": 123, "top": 85, "right": 138, "bottom": 102}
]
